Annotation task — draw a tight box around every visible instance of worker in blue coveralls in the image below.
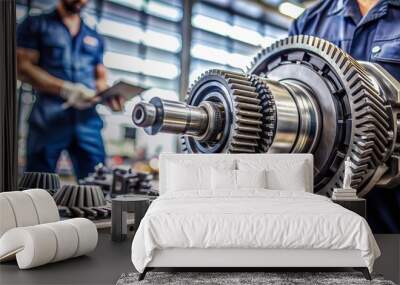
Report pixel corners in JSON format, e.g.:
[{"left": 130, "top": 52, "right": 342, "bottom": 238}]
[
  {"left": 17, "top": 0, "right": 124, "bottom": 180},
  {"left": 289, "top": 0, "right": 400, "bottom": 233}
]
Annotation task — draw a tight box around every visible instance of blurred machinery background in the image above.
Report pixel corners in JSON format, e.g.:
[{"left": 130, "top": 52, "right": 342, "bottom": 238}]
[{"left": 15, "top": 0, "right": 310, "bottom": 178}]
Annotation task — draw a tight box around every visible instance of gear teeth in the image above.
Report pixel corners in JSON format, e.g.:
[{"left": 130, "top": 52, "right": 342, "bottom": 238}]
[
  {"left": 227, "top": 78, "right": 253, "bottom": 86},
  {"left": 186, "top": 69, "right": 277, "bottom": 154},
  {"left": 232, "top": 138, "right": 258, "bottom": 147},
  {"left": 233, "top": 96, "right": 260, "bottom": 104},
  {"left": 182, "top": 69, "right": 274, "bottom": 154},
  {"left": 229, "top": 146, "right": 255, "bottom": 153},
  {"left": 249, "top": 35, "right": 391, "bottom": 195},
  {"left": 236, "top": 110, "right": 263, "bottom": 118},
  {"left": 234, "top": 131, "right": 260, "bottom": 140},
  {"left": 230, "top": 84, "right": 256, "bottom": 93},
  {"left": 180, "top": 136, "right": 188, "bottom": 153},
  {"left": 235, "top": 124, "right": 262, "bottom": 132},
  {"left": 236, "top": 116, "right": 262, "bottom": 125},
  {"left": 234, "top": 102, "right": 261, "bottom": 111},
  {"left": 249, "top": 75, "right": 276, "bottom": 153},
  {"left": 232, "top": 90, "right": 259, "bottom": 98},
  {"left": 183, "top": 37, "right": 392, "bottom": 195}
]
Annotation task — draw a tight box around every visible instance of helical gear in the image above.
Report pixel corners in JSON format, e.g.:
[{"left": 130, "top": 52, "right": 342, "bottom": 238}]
[
  {"left": 249, "top": 35, "right": 391, "bottom": 195},
  {"left": 249, "top": 75, "right": 276, "bottom": 152},
  {"left": 182, "top": 69, "right": 275, "bottom": 153}
]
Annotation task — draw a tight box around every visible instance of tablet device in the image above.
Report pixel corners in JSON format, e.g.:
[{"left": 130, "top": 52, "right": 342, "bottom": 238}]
[{"left": 97, "top": 80, "right": 146, "bottom": 102}]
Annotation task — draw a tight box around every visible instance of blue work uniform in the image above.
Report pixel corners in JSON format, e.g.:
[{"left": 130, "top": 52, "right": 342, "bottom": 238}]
[
  {"left": 17, "top": 9, "right": 106, "bottom": 180},
  {"left": 289, "top": 0, "right": 400, "bottom": 233}
]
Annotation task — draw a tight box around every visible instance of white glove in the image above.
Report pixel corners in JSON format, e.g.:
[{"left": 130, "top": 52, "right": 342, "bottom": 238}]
[{"left": 60, "top": 81, "right": 97, "bottom": 110}]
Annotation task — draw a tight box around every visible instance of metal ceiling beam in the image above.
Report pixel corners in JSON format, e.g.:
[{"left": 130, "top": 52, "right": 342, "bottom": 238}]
[
  {"left": 179, "top": 0, "right": 193, "bottom": 102},
  {"left": 201, "top": 0, "right": 292, "bottom": 29},
  {"left": 176, "top": 0, "right": 194, "bottom": 152}
]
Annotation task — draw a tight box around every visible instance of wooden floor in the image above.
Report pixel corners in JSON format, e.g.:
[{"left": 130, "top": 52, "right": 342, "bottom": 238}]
[
  {"left": 0, "top": 229, "right": 134, "bottom": 285},
  {"left": 0, "top": 232, "right": 398, "bottom": 285}
]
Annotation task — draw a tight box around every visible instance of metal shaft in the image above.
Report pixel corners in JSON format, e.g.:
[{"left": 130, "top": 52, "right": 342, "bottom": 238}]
[
  {"left": 132, "top": 97, "right": 211, "bottom": 137},
  {"left": 281, "top": 80, "right": 321, "bottom": 153},
  {"left": 132, "top": 77, "right": 321, "bottom": 154},
  {"left": 258, "top": 78, "right": 321, "bottom": 153}
]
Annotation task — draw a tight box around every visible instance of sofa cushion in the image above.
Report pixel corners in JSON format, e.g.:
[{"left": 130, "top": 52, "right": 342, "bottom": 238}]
[
  {"left": 0, "top": 218, "right": 97, "bottom": 269},
  {"left": 24, "top": 189, "right": 59, "bottom": 224},
  {"left": 64, "top": 218, "right": 98, "bottom": 257},
  {"left": 0, "top": 196, "right": 17, "bottom": 237},
  {"left": 42, "top": 221, "right": 79, "bottom": 262},
  {"left": 0, "top": 191, "right": 39, "bottom": 228},
  {"left": 0, "top": 189, "right": 60, "bottom": 238}
]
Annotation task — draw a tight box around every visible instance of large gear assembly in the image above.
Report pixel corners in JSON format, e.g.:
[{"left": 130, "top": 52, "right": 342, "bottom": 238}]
[{"left": 132, "top": 36, "right": 400, "bottom": 197}]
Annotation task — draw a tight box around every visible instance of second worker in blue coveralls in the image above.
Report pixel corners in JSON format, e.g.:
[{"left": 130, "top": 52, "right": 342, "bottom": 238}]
[{"left": 17, "top": 0, "right": 124, "bottom": 180}]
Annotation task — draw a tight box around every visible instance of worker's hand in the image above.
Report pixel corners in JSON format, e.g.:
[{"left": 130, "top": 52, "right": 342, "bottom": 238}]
[
  {"left": 105, "top": 95, "right": 125, "bottom": 112},
  {"left": 60, "top": 81, "right": 98, "bottom": 110}
]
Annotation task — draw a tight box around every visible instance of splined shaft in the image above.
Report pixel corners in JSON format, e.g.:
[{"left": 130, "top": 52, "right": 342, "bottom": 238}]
[
  {"left": 132, "top": 71, "right": 320, "bottom": 154},
  {"left": 132, "top": 97, "right": 224, "bottom": 140}
]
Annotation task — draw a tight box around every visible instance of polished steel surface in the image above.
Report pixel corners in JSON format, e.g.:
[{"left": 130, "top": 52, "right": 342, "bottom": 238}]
[
  {"left": 132, "top": 97, "right": 211, "bottom": 137},
  {"left": 160, "top": 99, "right": 195, "bottom": 133},
  {"left": 282, "top": 80, "right": 321, "bottom": 153},
  {"left": 263, "top": 79, "right": 299, "bottom": 153},
  {"left": 132, "top": 102, "right": 156, "bottom": 127},
  {"left": 196, "top": 101, "right": 224, "bottom": 141},
  {"left": 187, "top": 105, "right": 209, "bottom": 136}
]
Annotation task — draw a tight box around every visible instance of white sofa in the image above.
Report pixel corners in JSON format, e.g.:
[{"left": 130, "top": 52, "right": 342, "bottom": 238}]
[{"left": 0, "top": 189, "right": 98, "bottom": 269}]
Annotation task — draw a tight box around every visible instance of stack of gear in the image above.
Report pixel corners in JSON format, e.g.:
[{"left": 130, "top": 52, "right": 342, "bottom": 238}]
[
  {"left": 132, "top": 36, "right": 400, "bottom": 198},
  {"left": 135, "top": 173, "right": 157, "bottom": 196},
  {"left": 18, "top": 172, "right": 61, "bottom": 195},
  {"left": 53, "top": 185, "right": 111, "bottom": 219},
  {"left": 79, "top": 163, "right": 113, "bottom": 194},
  {"left": 111, "top": 168, "right": 139, "bottom": 197},
  {"left": 110, "top": 168, "right": 157, "bottom": 197}
]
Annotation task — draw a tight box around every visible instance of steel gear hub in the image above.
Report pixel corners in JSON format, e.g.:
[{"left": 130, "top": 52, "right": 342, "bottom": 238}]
[
  {"left": 182, "top": 70, "right": 275, "bottom": 153},
  {"left": 132, "top": 36, "right": 400, "bottom": 197}
]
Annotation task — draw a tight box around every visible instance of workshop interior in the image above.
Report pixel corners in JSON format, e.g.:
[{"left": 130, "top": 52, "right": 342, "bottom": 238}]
[{"left": 0, "top": 0, "right": 400, "bottom": 284}]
